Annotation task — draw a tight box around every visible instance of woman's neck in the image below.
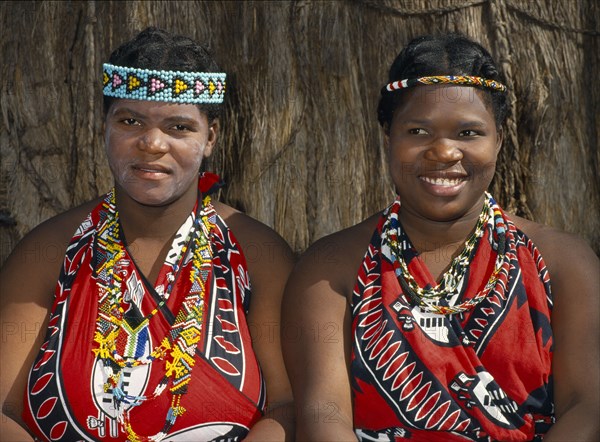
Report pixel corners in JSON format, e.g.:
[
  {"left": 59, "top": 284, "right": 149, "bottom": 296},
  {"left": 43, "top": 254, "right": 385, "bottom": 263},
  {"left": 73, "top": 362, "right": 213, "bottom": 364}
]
[
  {"left": 400, "top": 212, "right": 482, "bottom": 253},
  {"left": 115, "top": 188, "right": 198, "bottom": 244},
  {"left": 398, "top": 197, "right": 485, "bottom": 280},
  {"left": 112, "top": 187, "right": 199, "bottom": 283}
]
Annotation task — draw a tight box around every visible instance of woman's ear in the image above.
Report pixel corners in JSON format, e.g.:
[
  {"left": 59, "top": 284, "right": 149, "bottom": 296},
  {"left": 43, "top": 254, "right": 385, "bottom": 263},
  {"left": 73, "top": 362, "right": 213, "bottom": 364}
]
[
  {"left": 495, "top": 127, "right": 504, "bottom": 153},
  {"left": 203, "top": 118, "right": 220, "bottom": 158},
  {"left": 102, "top": 121, "right": 107, "bottom": 143},
  {"left": 383, "top": 123, "right": 390, "bottom": 152}
]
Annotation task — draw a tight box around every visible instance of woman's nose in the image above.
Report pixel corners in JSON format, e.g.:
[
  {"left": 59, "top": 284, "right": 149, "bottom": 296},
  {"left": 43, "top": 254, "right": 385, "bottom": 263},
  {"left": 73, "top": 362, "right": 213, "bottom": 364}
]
[
  {"left": 138, "top": 128, "right": 168, "bottom": 154},
  {"left": 424, "top": 138, "right": 463, "bottom": 163}
]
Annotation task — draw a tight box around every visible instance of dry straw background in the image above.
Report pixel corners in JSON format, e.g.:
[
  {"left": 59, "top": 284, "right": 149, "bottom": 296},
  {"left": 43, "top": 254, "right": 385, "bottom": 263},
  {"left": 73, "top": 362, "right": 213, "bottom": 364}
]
[{"left": 1, "top": 0, "right": 598, "bottom": 264}]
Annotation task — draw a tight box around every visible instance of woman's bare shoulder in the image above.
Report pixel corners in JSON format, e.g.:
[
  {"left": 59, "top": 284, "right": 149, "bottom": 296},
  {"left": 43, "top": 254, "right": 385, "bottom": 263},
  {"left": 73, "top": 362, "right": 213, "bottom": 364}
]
[
  {"left": 290, "top": 212, "right": 382, "bottom": 296},
  {"left": 211, "top": 201, "right": 293, "bottom": 260},
  {"left": 210, "top": 201, "right": 297, "bottom": 295},
  {"left": 1, "top": 198, "right": 102, "bottom": 308},
  {"left": 510, "top": 214, "right": 599, "bottom": 281},
  {"left": 15, "top": 198, "right": 100, "bottom": 252}
]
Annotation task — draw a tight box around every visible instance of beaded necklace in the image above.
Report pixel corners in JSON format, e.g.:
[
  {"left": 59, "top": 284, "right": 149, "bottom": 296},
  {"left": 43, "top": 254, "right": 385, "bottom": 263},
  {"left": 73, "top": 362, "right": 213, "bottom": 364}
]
[
  {"left": 382, "top": 192, "right": 507, "bottom": 315},
  {"left": 92, "top": 189, "right": 215, "bottom": 441}
]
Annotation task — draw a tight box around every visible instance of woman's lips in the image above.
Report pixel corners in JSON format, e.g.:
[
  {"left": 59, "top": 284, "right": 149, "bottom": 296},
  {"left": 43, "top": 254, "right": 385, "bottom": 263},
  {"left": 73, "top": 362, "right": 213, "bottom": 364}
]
[
  {"left": 420, "top": 176, "right": 466, "bottom": 186},
  {"left": 419, "top": 174, "right": 468, "bottom": 196},
  {"left": 131, "top": 163, "right": 171, "bottom": 179}
]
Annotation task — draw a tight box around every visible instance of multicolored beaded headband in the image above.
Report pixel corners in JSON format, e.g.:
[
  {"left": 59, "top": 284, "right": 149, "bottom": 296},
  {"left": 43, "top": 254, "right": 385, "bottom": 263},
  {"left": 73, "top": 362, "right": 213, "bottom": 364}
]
[
  {"left": 102, "top": 63, "right": 226, "bottom": 104},
  {"left": 384, "top": 75, "right": 506, "bottom": 93}
]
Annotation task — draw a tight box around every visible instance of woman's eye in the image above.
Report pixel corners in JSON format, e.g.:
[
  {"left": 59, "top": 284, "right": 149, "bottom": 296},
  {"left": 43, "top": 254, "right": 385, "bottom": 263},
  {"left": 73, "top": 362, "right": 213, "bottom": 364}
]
[
  {"left": 459, "top": 129, "right": 478, "bottom": 137},
  {"left": 172, "top": 124, "right": 189, "bottom": 132},
  {"left": 122, "top": 118, "right": 140, "bottom": 126},
  {"left": 409, "top": 128, "right": 428, "bottom": 135}
]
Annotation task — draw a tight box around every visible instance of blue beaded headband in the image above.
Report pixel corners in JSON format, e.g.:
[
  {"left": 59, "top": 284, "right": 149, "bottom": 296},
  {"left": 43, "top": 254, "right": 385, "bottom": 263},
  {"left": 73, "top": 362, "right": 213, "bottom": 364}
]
[{"left": 102, "top": 63, "right": 226, "bottom": 104}]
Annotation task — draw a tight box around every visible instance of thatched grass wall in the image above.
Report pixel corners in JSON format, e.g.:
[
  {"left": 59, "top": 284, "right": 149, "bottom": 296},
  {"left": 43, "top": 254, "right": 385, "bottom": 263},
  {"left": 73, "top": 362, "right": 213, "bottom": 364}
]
[{"left": 1, "top": 0, "right": 598, "bottom": 264}]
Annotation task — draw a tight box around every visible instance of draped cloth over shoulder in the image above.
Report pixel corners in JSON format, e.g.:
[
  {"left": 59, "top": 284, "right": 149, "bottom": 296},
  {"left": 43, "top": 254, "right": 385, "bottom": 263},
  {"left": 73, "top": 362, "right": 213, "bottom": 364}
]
[
  {"left": 23, "top": 173, "right": 266, "bottom": 441},
  {"left": 351, "top": 197, "right": 554, "bottom": 442}
]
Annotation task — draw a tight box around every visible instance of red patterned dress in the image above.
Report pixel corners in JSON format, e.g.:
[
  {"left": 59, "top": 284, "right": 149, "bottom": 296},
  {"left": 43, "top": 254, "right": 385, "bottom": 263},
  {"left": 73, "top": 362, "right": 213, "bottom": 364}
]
[
  {"left": 351, "top": 196, "right": 554, "bottom": 441},
  {"left": 23, "top": 173, "right": 266, "bottom": 441}
]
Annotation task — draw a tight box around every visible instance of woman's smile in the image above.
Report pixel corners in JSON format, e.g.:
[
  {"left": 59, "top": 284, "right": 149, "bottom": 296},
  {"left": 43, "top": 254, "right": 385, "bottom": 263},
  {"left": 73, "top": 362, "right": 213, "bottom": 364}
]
[
  {"left": 419, "top": 175, "right": 468, "bottom": 196},
  {"left": 385, "top": 84, "right": 501, "bottom": 222}
]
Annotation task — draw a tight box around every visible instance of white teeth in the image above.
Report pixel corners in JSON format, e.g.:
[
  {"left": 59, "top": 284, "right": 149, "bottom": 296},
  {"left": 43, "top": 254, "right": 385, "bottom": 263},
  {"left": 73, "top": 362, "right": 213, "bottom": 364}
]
[{"left": 421, "top": 176, "right": 464, "bottom": 186}]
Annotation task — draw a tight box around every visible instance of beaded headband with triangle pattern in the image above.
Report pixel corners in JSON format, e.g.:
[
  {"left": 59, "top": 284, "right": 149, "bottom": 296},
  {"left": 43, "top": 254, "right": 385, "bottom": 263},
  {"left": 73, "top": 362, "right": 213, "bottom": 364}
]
[
  {"left": 103, "top": 63, "right": 226, "bottom": 104},
  {"left": 383, "top": 75, "right": 506, "bottom": 94}
]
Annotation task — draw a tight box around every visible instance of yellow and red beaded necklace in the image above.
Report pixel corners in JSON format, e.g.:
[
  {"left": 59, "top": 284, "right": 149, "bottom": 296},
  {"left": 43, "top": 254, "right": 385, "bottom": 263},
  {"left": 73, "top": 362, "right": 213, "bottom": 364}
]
[{"left": 92, "top": 189, "right": 215, "bottom": 441}]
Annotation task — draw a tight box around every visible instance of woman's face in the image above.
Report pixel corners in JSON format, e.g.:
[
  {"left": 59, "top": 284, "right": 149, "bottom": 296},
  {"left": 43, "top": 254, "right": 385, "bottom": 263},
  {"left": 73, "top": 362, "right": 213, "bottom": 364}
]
[
  {"left": 385, "top": 85, "right": 502, "bottom": 222},
  {"left": 104, "top": 99, "right": 218, "bottom": 207}
]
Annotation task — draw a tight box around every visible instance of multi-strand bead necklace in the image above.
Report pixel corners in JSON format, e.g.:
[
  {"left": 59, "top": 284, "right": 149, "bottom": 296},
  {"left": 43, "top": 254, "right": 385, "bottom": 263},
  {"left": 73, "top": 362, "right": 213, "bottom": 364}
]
[
  {"left": 383, "top": 192, "right": 507, "bottom": 315},
  {"left": 93, "top": 189, "right": 215, "bottom": 441}
]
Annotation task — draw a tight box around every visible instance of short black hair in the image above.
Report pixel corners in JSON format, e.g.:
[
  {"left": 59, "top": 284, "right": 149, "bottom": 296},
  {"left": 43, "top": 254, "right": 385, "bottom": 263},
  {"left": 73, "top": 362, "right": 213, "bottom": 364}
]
[
  {"left": 103, "top": 27, "right": 223, "bottom": 121},
  {"left": 377, "top": 34, "right": 508, "bottom": 130}
]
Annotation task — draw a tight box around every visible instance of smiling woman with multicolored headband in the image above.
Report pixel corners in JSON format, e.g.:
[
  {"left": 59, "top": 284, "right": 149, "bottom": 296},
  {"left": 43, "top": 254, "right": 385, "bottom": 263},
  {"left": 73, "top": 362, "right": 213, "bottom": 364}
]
[
  {"left": 0, "top": 27, "right": 294, "bottom": 441},
  {"left": 283, "top": 34, "right": 599, "bottom": 441}
]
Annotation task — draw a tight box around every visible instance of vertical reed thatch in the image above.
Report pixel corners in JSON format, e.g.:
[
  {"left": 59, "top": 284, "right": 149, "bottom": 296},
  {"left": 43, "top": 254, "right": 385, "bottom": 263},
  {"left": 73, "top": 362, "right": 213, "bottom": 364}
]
[{"left": 1, "top": 0, "right": 598, "bottom": 265}]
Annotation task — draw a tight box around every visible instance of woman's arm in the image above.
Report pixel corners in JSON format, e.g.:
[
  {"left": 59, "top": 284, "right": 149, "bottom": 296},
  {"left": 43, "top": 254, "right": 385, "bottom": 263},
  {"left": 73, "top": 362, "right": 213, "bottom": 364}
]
[
  {"left": 525, "top": 225, "right": 599, "bottom": 441},
  {"left": 216, "top": 205, "right": 296, "bottom": 440},
  {"left": 1, "top": 202, "right": 90, "bottom": 440},
  {"left": 282, "top": 228, "right": 372, "bottom": 441},
  {"left": 244, "top": 232, "right": 295, "bottom": 441},
  {"left": 0, "top": 224, "right": 66, "bottom": 440}
]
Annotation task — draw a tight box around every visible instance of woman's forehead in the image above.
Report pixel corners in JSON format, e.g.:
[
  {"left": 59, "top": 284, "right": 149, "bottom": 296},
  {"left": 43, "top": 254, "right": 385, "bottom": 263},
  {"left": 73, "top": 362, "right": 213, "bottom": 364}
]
[
  {"left": 108, "top": 99, "right": 204, "bottom": 120},
  {"left": 393, "top": 86, "right": 494, "bottom": 119}
]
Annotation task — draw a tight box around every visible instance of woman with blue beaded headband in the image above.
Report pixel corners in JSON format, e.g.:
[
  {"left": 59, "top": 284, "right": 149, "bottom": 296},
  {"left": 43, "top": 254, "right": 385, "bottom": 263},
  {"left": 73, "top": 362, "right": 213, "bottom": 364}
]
[
  {"left": 1, "top": 27, "right": 294, "bottom": 441},
  {"left": 283, "top": 34, "right": 599, "bottom": 441}
]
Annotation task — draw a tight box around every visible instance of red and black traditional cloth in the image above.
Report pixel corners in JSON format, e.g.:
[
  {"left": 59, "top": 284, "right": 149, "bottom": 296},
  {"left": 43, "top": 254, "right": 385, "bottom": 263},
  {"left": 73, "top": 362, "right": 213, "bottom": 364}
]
[
  {"left": 351, "top": 197, "right": 554, "bottom": 442},
  {"left": 23, "top": 173, "right": 266, "bottom": 441}
]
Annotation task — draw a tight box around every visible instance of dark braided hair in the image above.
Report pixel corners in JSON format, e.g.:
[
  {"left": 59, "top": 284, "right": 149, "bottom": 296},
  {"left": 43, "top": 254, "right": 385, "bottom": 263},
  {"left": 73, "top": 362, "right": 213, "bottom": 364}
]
[
  {"left": 103, "top": 27, "right": 223, "bottom": 121},
  {"left": 377, "top": 34, "right": 508, "bottom": 130}
]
